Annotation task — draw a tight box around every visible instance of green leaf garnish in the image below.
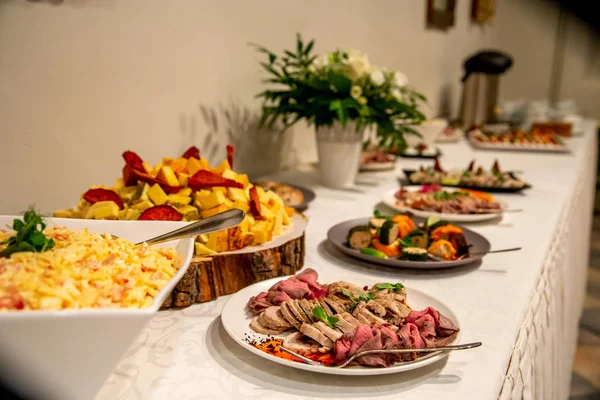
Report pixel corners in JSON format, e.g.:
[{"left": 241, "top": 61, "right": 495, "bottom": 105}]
[
  {"left": 373, "top": 210, "right": 390, "bottom": 220},
  {"left": 373, "top": 282, "right": 405, "bottom": 293},
  {"left": 312, "top": 306, "right": 339, "bottom": 328},
  {"left": 0, "top": 207, "right": 55, "bottom": 258},
  {"left": 340, "top": 288, "right": 374, "bottom": 312},
  {"left": 398, "top": 237, "right": 412, "bottom": 248}
]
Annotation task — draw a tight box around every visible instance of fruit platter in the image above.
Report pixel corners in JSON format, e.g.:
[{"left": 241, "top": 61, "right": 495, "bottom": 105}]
[
  {"left": 55, "top": 145, "right": 307, "bottom": 307},
  {"left": 327, "top": 211, "right": 490, "bottom": 269},
  {"left": 402, "top": 158, "right": 531, "bottom": 193}
]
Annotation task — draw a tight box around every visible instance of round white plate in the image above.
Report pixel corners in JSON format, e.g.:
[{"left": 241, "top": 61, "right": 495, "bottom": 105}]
[
  {"left": 221, "top": 274, "right": 462, "bottom": 376},
  {"left": 381, "top": 186, "right": 504, "bottom": 222}
]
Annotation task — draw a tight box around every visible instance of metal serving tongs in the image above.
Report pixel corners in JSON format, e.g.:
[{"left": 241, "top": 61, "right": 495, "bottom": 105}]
[
  {"left": 135, "top": 208, "right": 245, "bottom": 245},
  {"left": 280, "top": 341, "right": 482, "bottom": 368},
  {"left": 427, "top": 246, "right": 522, "bottom": 262}
]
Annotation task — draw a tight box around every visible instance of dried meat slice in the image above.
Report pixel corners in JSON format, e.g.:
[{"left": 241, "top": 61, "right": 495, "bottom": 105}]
[
  {"left": 82, "top": 188, "right": 124, "bottom": 210},
  {"left": 139, "top": 205, "right": 182, "bottom": 221},
  {"left": 187, "top": 170, "right": 243, "bottom": 190},
  {"left": 226, "top": 144, "right": 234, "bottom": 169},
  {"left": 249, "top": 186, "right": 262, "bottom": 218},
  {"left": 181, "top": 146, "right": 200, "bottom": 159}
]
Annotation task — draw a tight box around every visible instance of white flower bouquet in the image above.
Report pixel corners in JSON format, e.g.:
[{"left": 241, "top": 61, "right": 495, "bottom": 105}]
[{"left": 253, "top": 34, "right": 427, "bottom": 151}]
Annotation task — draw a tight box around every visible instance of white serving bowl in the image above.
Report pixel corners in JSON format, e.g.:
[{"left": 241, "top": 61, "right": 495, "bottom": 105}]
[
  {"left": 0, "top": 217, "right": 194, "bottom": 400},
  {"left": 412, "top": 118, "right": 448, "bottom": 147}
]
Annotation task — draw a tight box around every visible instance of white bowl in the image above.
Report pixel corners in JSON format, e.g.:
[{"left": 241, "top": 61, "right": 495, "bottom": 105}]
[
  {"left": 410, "top": 119, "right": 448, "bottom": 147},
  {"left": 0, "top": 217, "right": 194, "bottom": 400}
]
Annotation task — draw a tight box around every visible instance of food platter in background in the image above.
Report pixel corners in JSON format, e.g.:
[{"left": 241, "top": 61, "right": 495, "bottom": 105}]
[
  {"left": 221, "top": 273, "right": 463, "bottom": 376},
  {"left": 257, "top": 181, "right": 316, "bottom": 211},
  {"left": 327, "top": 215, "right": 491, "bottom": 269},
  {"left": 395, "top": 144, "right": 442, "bottom": 159},
  {"left": 435, "top": 126, "right": 465, "bottom": 143},
  {"left": 359, "top": 150, "right": 397, "bottom": 172},
  {"left": 401, "top": 158, "right": 531, "bottom": 194},
  {"left": 381, "top": 186, "right": 505, "bottom": 223},
  {"left": 467, "top": 128, "right": 570, "bottom": 153}
]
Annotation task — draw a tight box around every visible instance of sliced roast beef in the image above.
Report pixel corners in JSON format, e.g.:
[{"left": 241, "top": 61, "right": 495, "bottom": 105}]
[
  {"left": 379, "top": 324, "right": 402, "bottom": 365},
  {"left": 412, "top": 313, "right": 436, "bottom": 339},
  {"left": 295, "top": 268, "right": 320, "bottom": 290},
  {"left": 300, "top": 323, "right": 333, "bottom": 347},
  {"left": 250, "top": 316, "right": 285, "bottom": 335},
  {"left": 438, "top": 312, "right": 460, "bottom": 336},
  {"left": 355, "top": 329, "right": 386, "bottom": 367},
  {"left": 267, "top": 290, "right": 291, "bottom": 305},
  {"left": 406, "top": 307, "right": 440, "bottom": 327},
  {"left": 348, "top": 325, "right": 374, "bottom": 355},
  {"left": 397, "top": 323, "right": 425, "bottom": 361},
  {"left": 257, "top": 306, "right": 292, "bottom": 331},
  {"left": 270, "top": 277, "right": 311, "bottom": 299},
  {"left": 314, "top": 321, "right": 343, "bottom": 342},
  {"left": 280, "top": 302, "right": 302, "bottom": 330},
  {"left": 282, "top": 332, "right": 320, "bottom": 356},
  {"left": 334, "top": 336, "right": 352, "bottom": 363},
  {"left": 247, "top": 292, "right": 271, "bottom": 315}
]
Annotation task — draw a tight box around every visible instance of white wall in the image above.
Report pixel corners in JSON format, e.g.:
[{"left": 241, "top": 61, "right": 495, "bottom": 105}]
[{"left": 0, "top": 0, "right": 562, "bottom": 213}]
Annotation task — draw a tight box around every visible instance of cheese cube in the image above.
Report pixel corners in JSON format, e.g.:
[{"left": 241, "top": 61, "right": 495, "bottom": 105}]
[
  {"left": 131, "top": 200, "right": 154, "bottom": 211},
  {"left": 118, "top": 209, "right": 128, "bottom": 220},
  {"left": 148, "top": 184, "right": 168, "bottom": 206},
  {"left": 197, "top": 234, "right": 209, "bottom": 243},
  {"left": 281, "top": 207, "right": 291, "bottom": 225},
  {"left": 126, "top": 209, "right": 141, "bottom": 220},
  {"left": 196, "top": 191, "right": 226, "bottom": 209},
  {"left": 201, "top": 204, "right": 229, "bottom": 219},
  {"left": 213, "top": 160, "right": 231, "bottom": 175},
  {"left": 186, "top": 157, "right": 204, "bottom": 176},
  {"left": 251, "top": 221, "right": 272, "bottom": 245},
  {"left": 177, "top": 205, "right": 199, "bottom": 221},
  {"left": 178, "top": 173, "right": 189, "bottom": 187},
  {"left": 223, "top": 197, "right": 233, "bottom": 208},
  {"left": 255, "top": 186, "right": 266, "bottom": 202},
  {"left": 206, "top": 230, "right": 229, "bottom": 252},
  {"left": 133, "top": 183, "right": 150, "bottom": 203},
  {"left": 195, "top": 189, "right": 211, "bottom": 197},
  {"left": 195, "top": 242, "right": 217, "bottom": 255},
  {"left": 113, "top": 178, "right": 125, "bottom": 191},
  {"left": 85, "top": 201, "right": 119, "bottom": 220},
  {"left": 273, "top": 209, "right": 283, "bottom": 235},
  {"left": 237, "top": 173, "right": 250, "bottom": 186},
  {"left": 167, "top": 194, "right": 191, "bottom": 207},
  {"left": 177, "top": 187, "right": 192, "bottom": 197},
  {"left": 157, "top": 166, "right": 180, "bottom": 187},
  {"left": 263, "top": 190, "right": 276, "bottom": 204},
  {"left": 260, "top": 205, "right": 276, "bottom": 221},
  {"left": 232, "top": 200, "right": 249, "bottom": 213},
  {"left": 227, "top": 187, "right": 248, "bottom": 203},
  {"left": 120, "top": 186, "right": 138, "bottom": 203},
  {"left": 212, "top": 187, "right": 227, "bottom": 195},
  {"left": 53, "top": 209, "right": 75, "bottom": 218},
  {"left": 142, "top": 162, "right": 153, "bottom": 174},
  {"left": 169, "top": 158, "right": 188, "bottom": 174},
  {"left": 153, "top": 162, "right": 163, "bottom": 175}
]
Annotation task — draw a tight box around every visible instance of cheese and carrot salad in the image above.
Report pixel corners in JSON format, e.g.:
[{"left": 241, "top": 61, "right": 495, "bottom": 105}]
[{"left": 0, "top": 226, "right": 179, "bottom": 311}]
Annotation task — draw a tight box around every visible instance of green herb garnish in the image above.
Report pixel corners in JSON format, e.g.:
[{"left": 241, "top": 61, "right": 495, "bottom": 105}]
[
  {"left": 373, "top": 282, "right": 405, "bottom": 293},
  {"left": 373, "top": 210, "right": 390, "bottom": 220},
  {"left": 312, "top": 306, "right": 339, "bottom": 328},
  {"left": 341, "top": 288, "right": 374, "bottom": 312},
  {"left": 398, "top": 237, "right": 412, "bottom": 248},
  {"left": 0, "top": 207, "right": 55, "bottom": 258}
]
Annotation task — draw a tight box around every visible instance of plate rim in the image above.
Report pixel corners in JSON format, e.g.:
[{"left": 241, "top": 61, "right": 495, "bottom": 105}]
[
  {"left": 221, "top": 275, "right": 462, "bottom": 376},
  {"left": 326, "top": 217, "right": 491, "bottom": 269}
]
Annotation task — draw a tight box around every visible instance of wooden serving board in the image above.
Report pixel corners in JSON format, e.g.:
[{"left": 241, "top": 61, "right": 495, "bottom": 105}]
[{"left": 161, "top": 214, "right": 307, "bottom": 308}]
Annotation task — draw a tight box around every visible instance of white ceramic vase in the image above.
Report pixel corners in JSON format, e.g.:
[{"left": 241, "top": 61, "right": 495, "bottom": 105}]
[{"left": 315, "top": 122, "right": 364, "bottom": 189}]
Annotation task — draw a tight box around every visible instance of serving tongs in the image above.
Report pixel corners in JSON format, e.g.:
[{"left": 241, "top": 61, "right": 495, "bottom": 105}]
[
  {"left": 134, "top": 208, "right": 245, "bottom": 245},
  {"left": 280, "top": 341, "right": 482, "bottom": 368},
  {"left": 427, "top": 246, "right": 522, "bottom": 262}
]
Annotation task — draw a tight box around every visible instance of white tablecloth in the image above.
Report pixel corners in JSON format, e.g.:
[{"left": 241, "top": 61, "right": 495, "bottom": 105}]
[{"left": 96, "top": 122, "right": 597, "bottom": 400}]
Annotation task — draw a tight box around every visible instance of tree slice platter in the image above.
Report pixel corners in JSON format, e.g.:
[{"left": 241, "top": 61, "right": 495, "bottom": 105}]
[{"left": 161, "top": 213, "right": 307, "bottom": 308}]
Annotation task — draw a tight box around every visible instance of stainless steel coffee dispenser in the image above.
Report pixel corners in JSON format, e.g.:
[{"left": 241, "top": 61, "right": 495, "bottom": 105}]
[{"left": 459, "top": 51, "right": 513, "bottom": 127}]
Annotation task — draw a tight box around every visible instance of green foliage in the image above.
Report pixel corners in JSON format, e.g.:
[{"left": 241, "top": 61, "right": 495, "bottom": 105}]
[
  {"left": 0, "top": 207, "right": 55, "bottom": 257},
  {"left": 251, "top": 34, "right": 427, "bottom": 151}
]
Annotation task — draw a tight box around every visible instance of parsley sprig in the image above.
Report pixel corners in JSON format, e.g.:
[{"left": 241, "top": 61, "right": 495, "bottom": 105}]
[
  {"left": 341, "top": 288, "right": 374, "bottom": 312},
  {"left": 0, "top": 207, "right": 55, "bottom": 258},
  {"left": 312, "top": 306, "right": 339, "bottom": 328},
  {"left": 373, "top": 282, "right": 405, "bottom": 292}
]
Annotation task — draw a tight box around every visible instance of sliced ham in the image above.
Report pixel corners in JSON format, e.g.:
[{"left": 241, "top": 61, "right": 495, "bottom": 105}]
[{"left": 300, "top": 323, "right": 333, "bottom": 347}]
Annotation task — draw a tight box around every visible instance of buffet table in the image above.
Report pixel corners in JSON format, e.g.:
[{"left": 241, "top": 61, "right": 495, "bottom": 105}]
[{"left": 95, "top": 121, "right": 597, "bottom": 400}]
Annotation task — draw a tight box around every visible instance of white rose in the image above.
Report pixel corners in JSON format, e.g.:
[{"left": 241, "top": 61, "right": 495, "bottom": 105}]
[
  {"left": 370, "top": 69, "right": 385, "bottom": 86},
  {"left": 311, "top": 54, "right": 329, "bottom": 72},
  {"left": 350, "top": 85, "right": 363, "bottom": 100},
  {"left": 393, "top": 71, "right": 408, "bottom": 87},
  {"left": 390, "top": 88, "right": 402, "bottom": 100},
  {"left": 344, "top": 49, "right": 370, "bottom": 80}
]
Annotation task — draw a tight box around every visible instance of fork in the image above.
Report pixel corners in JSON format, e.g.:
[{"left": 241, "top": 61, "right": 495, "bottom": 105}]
[
  {"left": 280, "top": 341, "right": 482, "bottom": 368},
  {"left": 427, "top": 247, "right": 522, "bottom": 262}
]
